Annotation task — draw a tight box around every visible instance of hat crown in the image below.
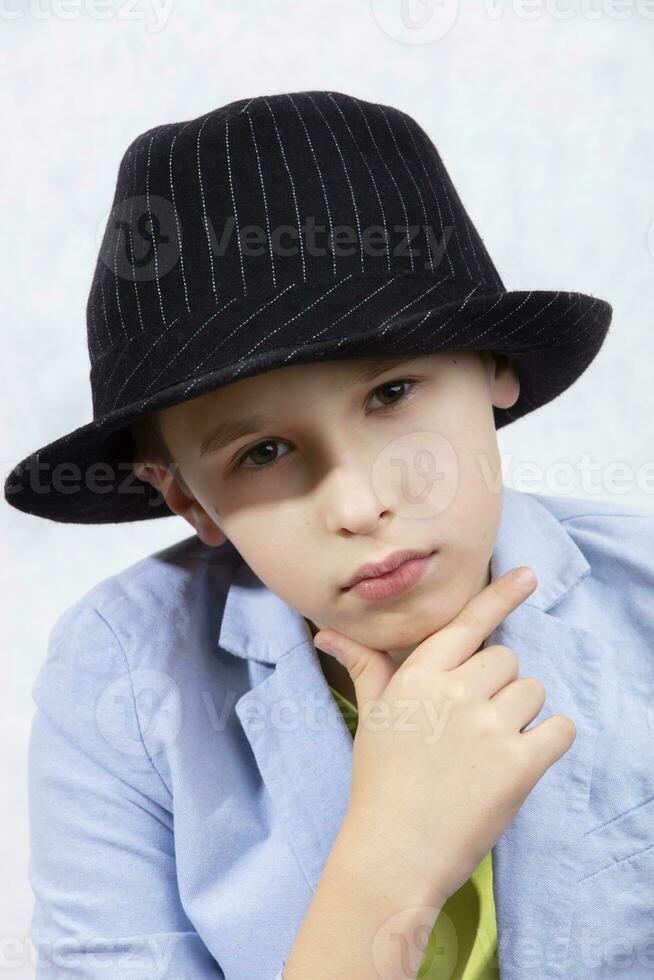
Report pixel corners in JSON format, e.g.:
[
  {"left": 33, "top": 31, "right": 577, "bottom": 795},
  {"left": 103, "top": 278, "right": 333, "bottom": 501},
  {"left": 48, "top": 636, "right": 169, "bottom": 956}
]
[{"left": 87, "top": 90, "right": 503, "bottom": 416}]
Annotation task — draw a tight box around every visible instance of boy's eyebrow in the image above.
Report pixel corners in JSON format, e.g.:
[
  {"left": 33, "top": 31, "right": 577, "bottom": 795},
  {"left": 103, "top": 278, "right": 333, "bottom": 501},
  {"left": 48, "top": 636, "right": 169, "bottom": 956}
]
[
  {"left": 349, "top": 354, "right": 418, "bottom": 383},
  {"left": 198, "top": 356, "right": 418, "bottom": 458},
  {"left": 199, "top": 415, "right": 275, "bottom": 458}
]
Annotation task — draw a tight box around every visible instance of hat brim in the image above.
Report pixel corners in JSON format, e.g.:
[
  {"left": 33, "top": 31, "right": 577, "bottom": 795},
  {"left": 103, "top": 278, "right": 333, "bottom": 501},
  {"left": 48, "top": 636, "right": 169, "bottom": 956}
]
[{"left": 4, "top": 286, "right": 611, "bottom": 524}]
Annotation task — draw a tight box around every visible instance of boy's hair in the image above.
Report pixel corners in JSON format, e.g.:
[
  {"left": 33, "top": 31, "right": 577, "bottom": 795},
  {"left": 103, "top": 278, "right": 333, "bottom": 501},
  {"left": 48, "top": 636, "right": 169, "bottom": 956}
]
[
  {"left": 130, "top": 414, "right": 195, "bottom": 498},
  {"left": 130, "top": 412, "right": 174, "bottom": 467}
]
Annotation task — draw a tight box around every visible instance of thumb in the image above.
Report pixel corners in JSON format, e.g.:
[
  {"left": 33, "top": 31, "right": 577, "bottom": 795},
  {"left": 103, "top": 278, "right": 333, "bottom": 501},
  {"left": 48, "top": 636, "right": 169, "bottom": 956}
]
[{"left": 312, "top": 629, "right": 397, "bottom": 705}]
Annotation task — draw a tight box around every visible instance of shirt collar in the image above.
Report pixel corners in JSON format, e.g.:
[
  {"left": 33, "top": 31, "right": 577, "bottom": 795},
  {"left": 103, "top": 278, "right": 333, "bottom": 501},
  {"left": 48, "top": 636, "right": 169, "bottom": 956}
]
[{"left": 217, "top": 485, "right": 591, "bottom": 666}]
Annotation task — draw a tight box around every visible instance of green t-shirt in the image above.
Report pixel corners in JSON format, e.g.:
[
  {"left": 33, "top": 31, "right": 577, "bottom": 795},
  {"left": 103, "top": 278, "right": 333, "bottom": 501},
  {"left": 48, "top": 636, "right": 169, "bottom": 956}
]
[{"left": 329, "top": 685, "right": 500, "bottom": 979}]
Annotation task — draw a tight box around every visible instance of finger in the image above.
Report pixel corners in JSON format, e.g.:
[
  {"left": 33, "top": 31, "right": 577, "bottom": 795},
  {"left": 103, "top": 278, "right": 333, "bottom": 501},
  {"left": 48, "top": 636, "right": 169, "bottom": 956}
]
[
  {"left": 312, "top": 630, "right": 397, "bottom": 705},
  {"left": 489, "top": 675, "right": 547, "bottom": 732},
  {"left": 418, "top": 566, "right": 537, "bottom": 671},
  {"left": 455, "top": 643, "right": 520, "bottom": 699},
  {"left": 520, "top": 713, "right": 577, "bottom": 780}
]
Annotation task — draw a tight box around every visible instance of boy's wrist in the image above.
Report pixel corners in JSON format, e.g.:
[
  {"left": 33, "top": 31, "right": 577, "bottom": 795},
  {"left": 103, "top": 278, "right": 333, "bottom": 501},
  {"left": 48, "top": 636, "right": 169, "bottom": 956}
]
[
  {"left": 335, "top": 805, "right": 448, "bottom": 913},
  {"left": 284, "top": 808, "right": 444, "bottom": 980}
]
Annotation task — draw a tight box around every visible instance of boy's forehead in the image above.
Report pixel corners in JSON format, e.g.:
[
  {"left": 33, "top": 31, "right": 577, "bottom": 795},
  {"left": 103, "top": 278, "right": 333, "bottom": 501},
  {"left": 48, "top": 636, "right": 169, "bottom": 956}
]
[
  {"left": 229, "top": 351, "right": 444, "bottom": 396},
  {"left": 176, "top": 349, "right": 475, "bottom": 420},
  {"left": 202, "top": 353, "right": 422, "bottom": 406},
  {"left": 197, "top": 350, "right": 477, "bottom": 416}
]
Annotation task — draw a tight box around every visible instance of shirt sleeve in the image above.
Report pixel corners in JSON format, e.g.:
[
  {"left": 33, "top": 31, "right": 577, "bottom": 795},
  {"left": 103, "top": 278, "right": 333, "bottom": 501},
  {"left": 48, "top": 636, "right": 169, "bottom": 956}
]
[{"left": 27, "top": 601, "right": 223, "bottom": 979}]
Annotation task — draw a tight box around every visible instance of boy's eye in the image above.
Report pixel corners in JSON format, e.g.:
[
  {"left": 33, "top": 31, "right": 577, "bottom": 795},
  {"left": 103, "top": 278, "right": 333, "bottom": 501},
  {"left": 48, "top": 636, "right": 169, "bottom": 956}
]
[
  {"left": 234, "top": 378, "right": 417, "bottom": 472},
  {"left": 238, "top": 440, "right": 291, "bottom": 469},
  {"left": 367, "top": 379, "right": 414, "bottom": 410}
]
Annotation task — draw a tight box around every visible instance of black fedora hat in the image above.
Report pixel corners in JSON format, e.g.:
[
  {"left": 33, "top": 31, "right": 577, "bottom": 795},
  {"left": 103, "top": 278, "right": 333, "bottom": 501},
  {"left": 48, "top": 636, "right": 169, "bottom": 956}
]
[{"left": 4, "top": 89, "right": 612, "bottom": 524}]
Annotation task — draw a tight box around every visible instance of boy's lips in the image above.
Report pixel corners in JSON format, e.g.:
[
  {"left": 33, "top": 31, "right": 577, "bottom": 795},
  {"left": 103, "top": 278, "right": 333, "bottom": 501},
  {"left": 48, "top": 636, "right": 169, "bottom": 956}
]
[{"left": 341, "top": 547, "right": 436, "bottom": 590}]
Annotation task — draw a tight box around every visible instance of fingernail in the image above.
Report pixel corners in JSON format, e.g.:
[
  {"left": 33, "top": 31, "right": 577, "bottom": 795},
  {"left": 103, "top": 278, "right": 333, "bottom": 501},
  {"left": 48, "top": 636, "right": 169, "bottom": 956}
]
[
  {"left": 314, "top": 638, "right": 337, "bottom": 656},
  {"left": 512, "top": 567, "right": 535, "bottom": 587}
]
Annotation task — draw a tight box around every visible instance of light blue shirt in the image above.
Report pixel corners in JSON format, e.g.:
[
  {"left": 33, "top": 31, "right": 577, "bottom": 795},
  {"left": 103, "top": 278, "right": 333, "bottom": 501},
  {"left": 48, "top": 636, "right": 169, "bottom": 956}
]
[{"left": 28, "top": 486, "right": 654, "bottom": 979}]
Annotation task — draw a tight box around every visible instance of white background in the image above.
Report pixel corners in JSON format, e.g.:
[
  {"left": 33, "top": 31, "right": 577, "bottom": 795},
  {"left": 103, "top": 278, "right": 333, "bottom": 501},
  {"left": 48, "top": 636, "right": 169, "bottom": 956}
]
[{"left": 3, "top": 1, "right": 653, "bottom": 975}]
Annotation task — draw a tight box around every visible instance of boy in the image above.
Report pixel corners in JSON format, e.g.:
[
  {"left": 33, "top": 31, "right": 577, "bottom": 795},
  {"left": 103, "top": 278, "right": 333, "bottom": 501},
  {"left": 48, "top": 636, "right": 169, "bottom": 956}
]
[{"left": 6, "top": 91, "right": 653, "bottom": 979}]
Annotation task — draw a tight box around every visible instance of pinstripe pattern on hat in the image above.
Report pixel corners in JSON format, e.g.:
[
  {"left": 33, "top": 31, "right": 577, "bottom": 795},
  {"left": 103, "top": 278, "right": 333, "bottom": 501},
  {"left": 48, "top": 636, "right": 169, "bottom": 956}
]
[{"left": 4, "top": 90, "right": 611, "bottom": 524}]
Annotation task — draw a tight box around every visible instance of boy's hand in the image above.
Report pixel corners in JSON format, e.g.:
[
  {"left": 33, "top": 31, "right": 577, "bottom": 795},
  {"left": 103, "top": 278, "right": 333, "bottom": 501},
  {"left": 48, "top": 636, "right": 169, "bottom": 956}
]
[{"left": 313, "top": 566, "right": 577, "bottom": 907}]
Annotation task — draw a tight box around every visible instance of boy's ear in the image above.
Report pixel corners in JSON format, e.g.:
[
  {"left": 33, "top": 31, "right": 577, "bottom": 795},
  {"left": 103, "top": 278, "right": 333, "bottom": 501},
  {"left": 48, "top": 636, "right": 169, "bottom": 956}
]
[
  {"left": 483, "top": 350, "right": 520, "bottom": 411},
  {"left": 132, "top": 462, "right": 228, "bottom": 548}
]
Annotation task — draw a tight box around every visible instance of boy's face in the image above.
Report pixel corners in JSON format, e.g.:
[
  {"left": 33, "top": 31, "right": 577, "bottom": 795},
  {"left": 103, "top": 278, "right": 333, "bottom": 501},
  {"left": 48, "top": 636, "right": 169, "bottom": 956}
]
[{"left": 137, "top": 350, "right": 519, "bottom": 654}]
